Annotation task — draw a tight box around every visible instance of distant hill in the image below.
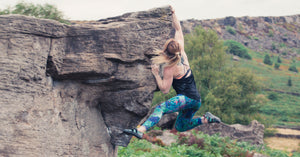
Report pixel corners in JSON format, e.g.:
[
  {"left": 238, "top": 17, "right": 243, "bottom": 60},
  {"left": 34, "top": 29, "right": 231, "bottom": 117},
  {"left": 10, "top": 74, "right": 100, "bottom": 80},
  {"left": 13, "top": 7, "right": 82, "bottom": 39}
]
[{"left": 181, "top": 14, "right": 300, "bottom": 59}]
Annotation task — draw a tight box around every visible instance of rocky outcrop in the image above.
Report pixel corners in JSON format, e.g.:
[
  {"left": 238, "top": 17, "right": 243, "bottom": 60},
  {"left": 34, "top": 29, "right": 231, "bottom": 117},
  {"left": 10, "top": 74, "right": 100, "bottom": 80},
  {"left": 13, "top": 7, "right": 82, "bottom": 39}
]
[
  {"left": 0, "top": 6, "right": 173, "bottom": 156},
  {"left": 182, "top": 14, "right": 300, "bottom": 59},
  {"left": 196, "top": 120, "right": 265, "bottom": 145}
]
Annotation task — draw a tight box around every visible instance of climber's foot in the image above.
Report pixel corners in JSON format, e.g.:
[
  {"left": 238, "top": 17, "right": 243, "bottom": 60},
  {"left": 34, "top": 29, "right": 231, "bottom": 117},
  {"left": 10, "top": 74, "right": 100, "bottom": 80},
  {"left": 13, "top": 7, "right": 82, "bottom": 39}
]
[
  {"left": 204, "top": 112, "right": 221, "bottom": 123},
  {"left": 123, "top": 128, "right": 143, "bottom": 139}
]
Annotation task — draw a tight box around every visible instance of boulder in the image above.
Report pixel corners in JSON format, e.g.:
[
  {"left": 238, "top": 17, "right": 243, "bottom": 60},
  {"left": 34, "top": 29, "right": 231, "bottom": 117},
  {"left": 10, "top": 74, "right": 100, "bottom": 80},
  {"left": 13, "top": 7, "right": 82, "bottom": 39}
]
[
  {"left": 0, "top": 6, "right": 173, "bottom": 157},
  {"left": 196, "top": 120, "right": 265, "bottom": 145}
]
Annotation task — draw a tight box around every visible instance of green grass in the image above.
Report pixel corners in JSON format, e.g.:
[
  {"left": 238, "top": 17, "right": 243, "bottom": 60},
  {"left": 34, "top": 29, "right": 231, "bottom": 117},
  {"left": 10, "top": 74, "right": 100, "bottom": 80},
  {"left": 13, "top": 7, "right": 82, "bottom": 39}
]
[
  {"left": 118, "top": 131, "right": 296, "bottom": 157},
  {"left": 235, "top": 50, "right": 300, "bottom": 127},
  {"left": 259, "top": 91, "right": 300, "bottom": 126},
  {"left": 238, "top": 51, "right": 300, "bottom": 93}
]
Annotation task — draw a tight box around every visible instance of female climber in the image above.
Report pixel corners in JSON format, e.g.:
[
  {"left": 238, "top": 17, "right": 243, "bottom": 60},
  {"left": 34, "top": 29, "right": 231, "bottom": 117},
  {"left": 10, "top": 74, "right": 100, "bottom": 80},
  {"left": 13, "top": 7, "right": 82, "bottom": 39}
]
[{"left": 124, "top": 6, "right": 221, "bottom": 139}]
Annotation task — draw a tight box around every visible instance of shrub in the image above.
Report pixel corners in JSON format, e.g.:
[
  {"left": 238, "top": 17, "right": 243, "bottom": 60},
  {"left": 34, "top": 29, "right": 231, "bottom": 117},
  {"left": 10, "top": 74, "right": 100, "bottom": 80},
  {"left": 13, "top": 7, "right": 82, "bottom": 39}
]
[
  {"left": 271, "top": 43, "right": 276, "bottom": 50},
  {"left": 264, "top": 128, "right": 278, "bottom": 137},
  {"left": 277, "top": 56, "right": 282, "bottom": 63},
  {"left": 288, "top": 65, "right": 298, "bottom": 73},
  {"left": 253, "top": 36, "right": 259, "bottom": 40},
  {"left": 288, "top": 77, "right": 292, "bottom": 86},
  {"left": 279, "top": 43, "right": 286, "bottom": 48},
  {"left": 224, "top": 40, "right": 252, "bottom": 59},
  {"left": 263, "top": 54, "right": 273, "bottom": 65},
  {"left": 268, "top": 30, "right": 274, "bottom": 37},
  {"left": 226, "top": 26, "right": 236, "bottom": 35},
  {"left": 0, "top": 2, "right": 69, "bottom": 24},
  {"left": 268, "top": 92, "right": 278, "bottom": 101},
  {"left": 274, "top": 63, "right": 280, "bottom": 69}
]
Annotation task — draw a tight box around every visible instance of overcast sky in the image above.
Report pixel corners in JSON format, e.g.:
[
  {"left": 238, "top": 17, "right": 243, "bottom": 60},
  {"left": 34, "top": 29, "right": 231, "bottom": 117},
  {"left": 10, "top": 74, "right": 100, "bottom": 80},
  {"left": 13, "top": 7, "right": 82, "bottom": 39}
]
[{"left": 1, "top": 0, "right": 300, "bottom": 21}]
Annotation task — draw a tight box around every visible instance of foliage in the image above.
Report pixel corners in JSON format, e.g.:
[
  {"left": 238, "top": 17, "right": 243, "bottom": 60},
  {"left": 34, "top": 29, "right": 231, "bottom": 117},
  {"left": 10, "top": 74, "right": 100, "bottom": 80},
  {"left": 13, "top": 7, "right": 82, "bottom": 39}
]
[
  {"left": 288, "top": 65, "right": 298, "bottom": 73},
  {"left": 224, "top": 40, "right": 252, "bottom": 59},
  {"left": 252, "top": 36, "right": 259, "bottom": 40},
  {"left": 288, "top": 77, "right": 292, "bottom": 86},
  {"left": 184, "top": 26, "right": 261, "bottom": 124},
  {"left": 264, "top": 128, "right": 278, "bottom": 137},
  {"left": 263, "top": 54, "right": 273, "bottom": 65},
  {"left": 277, "top": 56, "right": 282, "bottom": 63},
  {"left": 226, "top": 26, "right": 236, "bottom": 35},
  {"left": 268, "top": 92, "right": 278, "bottom": 101},
  {"left": 0, "top": 2, "right": 69, "bottom": 24},
  {"left": 118, "top": 130, "right": 291, "bottom": 157},
  {"left": 271, "top": 43, "right": 277, "bottom": 50},
  {"left": 274, "top": 62, "right": 280, "bottom": 69},
  {"left": 236, "top": 44, "right": 300, "bottom": 127},
  {"left": 202, "top": 68, "right": 261, "bottom": 124},
  {"left": 268, "top": 30, "right": 274, "bottom": 37}
]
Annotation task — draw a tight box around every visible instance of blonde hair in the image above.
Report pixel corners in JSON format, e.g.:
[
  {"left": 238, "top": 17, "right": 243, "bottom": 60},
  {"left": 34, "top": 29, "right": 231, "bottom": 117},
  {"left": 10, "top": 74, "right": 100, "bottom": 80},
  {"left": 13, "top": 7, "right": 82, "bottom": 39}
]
[{"left": 151, "top": 39, "right": 181, "bottom": 67}]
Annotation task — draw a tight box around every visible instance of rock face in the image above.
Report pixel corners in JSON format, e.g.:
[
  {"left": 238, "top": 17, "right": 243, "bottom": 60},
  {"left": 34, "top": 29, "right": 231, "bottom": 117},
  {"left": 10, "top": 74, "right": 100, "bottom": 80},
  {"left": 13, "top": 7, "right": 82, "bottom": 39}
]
[
  {"left": 0, "top": 6, "right": 173, "bottom": 156},
  {"left": 182, "top": 14, "right": 300, "bottom": 59},
  {"left": 196, "top": 120, "right": 265, "bottom": 145}
]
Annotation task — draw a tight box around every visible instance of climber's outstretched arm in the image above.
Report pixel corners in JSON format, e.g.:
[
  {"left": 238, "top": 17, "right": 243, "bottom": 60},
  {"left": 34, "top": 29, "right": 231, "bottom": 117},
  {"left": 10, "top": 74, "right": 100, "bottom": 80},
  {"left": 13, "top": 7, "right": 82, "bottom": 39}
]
[{"left": 171, "top": 6, "right": 189, "bottom": 67}]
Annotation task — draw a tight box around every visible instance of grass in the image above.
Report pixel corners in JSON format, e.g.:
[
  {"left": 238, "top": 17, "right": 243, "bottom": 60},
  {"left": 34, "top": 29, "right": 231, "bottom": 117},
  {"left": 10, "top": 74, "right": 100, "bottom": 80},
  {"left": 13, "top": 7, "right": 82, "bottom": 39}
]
[
  {"left": 259, "top": 93, "right": 300, "bottom": 126},
  {"left": 118, "top": 131, "right": 297, "bottom": 157},
  {"left": 234, "top": 50, "right": 300, "bottom": 127},
  {"left": 238, "top": 51, "right": 300, "bottom": 93}
]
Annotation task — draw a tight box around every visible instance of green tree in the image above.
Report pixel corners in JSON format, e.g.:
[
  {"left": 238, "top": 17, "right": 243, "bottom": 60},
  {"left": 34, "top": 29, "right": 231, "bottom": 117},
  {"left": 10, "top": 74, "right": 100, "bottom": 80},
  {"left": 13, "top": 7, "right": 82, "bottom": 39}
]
[
  {"left": 288, "top": 77, "right": 292, "bottom": 86},
  {"left": 263, "top": 54, "right": 273, "bottom": 65},
  {"left": 274, "top": 62, "right": 280, "bottom": 70},
  {"left": 277, "top": 56, "right": 282, "bottom": 63},
  {"left": 288, "top": 65, "right": 298, "bottom": 73},
  {"left": 224, "top": 40, "right": 252, "bottom": 59},
  {"left": 184, "top": 26, "right": 261, "bottom": 124},
  {"left": 0, "top": 2, "right": 69, "bottom": 24},
  {"left": 226, "top": 26, "right": 236, "bottom": 35}
]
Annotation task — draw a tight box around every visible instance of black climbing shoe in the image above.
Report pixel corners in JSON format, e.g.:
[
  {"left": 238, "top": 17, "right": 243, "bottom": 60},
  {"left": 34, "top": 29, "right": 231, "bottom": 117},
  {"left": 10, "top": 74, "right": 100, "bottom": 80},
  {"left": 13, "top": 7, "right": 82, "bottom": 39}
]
[
  {"left": 123, "top": 128, "right": 143, "bottom": 139},
  {"left": 204, "top": 112, "right": 221, "bottom": 123}
]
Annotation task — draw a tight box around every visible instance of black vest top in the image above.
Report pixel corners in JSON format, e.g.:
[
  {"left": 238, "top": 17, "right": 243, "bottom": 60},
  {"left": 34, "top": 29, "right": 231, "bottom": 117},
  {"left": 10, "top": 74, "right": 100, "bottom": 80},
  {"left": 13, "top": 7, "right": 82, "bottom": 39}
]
[{"left": 172, "top": 69, "right": 201, "bottom": 100}]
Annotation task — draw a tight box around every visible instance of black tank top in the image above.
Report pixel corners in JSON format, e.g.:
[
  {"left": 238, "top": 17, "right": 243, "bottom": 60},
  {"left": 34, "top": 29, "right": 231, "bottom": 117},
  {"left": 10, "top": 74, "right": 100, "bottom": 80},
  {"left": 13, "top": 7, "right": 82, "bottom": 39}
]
[{"left": 172, "top": 69, "right": 201, "bottom": 100}]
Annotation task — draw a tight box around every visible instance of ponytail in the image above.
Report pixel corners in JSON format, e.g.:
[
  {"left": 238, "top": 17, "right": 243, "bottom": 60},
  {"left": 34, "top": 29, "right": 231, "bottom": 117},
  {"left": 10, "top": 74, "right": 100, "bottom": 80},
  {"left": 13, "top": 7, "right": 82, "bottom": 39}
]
[{"left": 151, "top": 39, "right": 181, "bottom": 67}]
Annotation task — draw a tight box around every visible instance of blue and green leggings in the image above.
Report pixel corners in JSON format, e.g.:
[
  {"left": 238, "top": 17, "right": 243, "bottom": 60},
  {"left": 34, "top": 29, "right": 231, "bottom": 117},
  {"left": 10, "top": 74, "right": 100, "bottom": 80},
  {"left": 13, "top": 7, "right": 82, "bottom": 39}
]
[{"left": 141, "top": 94, "right": 202, "bottom": 132}]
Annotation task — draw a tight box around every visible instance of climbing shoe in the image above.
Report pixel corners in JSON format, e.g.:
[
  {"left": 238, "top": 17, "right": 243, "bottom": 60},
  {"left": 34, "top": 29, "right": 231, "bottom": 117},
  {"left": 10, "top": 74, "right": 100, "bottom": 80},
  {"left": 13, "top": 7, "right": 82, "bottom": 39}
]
[
  {"left": 204, "top": 112, "right": 221, "bottom": 123},
  {"left": 123, "top": 128, "right": 143, "bottom": 139}
]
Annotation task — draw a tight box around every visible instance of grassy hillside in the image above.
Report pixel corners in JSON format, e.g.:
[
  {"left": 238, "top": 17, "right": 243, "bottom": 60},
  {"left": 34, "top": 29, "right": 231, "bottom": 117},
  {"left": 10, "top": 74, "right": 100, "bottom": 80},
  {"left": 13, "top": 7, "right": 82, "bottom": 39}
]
[{"left": 237, "top": 50, "right": 300, "bottom": 127}]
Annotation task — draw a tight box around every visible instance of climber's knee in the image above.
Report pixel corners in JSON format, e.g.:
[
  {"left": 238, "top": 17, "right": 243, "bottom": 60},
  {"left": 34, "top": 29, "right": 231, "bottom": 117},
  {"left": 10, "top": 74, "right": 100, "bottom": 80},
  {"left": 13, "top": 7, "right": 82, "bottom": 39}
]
[{"left": 175, "top": 121, "right": 187, "bottom": 132}]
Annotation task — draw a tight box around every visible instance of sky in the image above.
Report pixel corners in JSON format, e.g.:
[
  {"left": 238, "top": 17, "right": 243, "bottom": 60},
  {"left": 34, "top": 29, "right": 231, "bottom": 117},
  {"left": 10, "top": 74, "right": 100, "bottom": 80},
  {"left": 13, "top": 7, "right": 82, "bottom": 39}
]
[{"left": 0, "top": 0, "right": 300, "bottom": 21}]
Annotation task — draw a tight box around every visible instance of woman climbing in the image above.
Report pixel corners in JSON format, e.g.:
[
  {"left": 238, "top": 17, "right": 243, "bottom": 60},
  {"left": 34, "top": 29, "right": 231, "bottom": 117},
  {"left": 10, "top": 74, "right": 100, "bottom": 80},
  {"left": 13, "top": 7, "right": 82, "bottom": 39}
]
[{"left": 124, "top": 6, "right": 221, "bottom": 139}]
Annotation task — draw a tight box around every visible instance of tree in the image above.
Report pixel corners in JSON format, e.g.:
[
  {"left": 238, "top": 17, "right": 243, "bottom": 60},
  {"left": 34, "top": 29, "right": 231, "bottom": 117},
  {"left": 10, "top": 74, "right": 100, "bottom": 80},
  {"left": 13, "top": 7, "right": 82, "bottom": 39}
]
[
  {"left": 274, "top": 63, "right": 280, "bottom": 70},
  {"left": 0, "top": 2, "right": 69, "bottom": 24},
  {"left": 277, "top": 56, "right": 282, "bottom": 63},
  {"left": 288, "top": 77, "right": 292, "bottom": 86},
  {"left": 263, "top": 54, "right": 273, "bottom": 65},
  {"left": 184, "top": 26, "right": 261, "bottom": 124},
  {"left": 288, "top": 65, "right": 298, "bottom": 73},
  {"left": 224, "top": 40, "right": 252, "bottom": 60}
]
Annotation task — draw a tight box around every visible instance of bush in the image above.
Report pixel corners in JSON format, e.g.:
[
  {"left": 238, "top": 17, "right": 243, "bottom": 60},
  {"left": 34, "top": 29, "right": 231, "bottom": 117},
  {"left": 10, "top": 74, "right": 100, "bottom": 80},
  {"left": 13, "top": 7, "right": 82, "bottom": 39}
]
[
  {"left": 0, "top": 2, "right": 69, "bottom": 24},
  {"left": 118, "top": 131, "right": 290, "bottom": 157},
  {"left": 271, "top": 43, "right": 276, "bottom": 50},
  {"left": 288, "top": 77, "right": 292, "bottom": 86},
  {"left": 277, "top": 56, "right": 282, "bottom": 63},
  {"left": 224, "top": 40, "right": 252, "bottom": 59},
  {"left": 268, "top": 92, "right": 278, "bottom": 100},
  {"left": 268, "top": 30, "right": 274, "bottom": 37},
  {"left": 288, "top": 65, "right": 298, "bottom": 73},
  {"left": 274, "top": 63, "right": 280, "bottom": 69},
  {"left": 263, "top": 54, "right": 273, "bottom": 65},
  {"left": 226, "top": 26, "right": 236, "bottom": 35},
  {"left": 264, "top": 128, "right": 278, "bottom": 137}
]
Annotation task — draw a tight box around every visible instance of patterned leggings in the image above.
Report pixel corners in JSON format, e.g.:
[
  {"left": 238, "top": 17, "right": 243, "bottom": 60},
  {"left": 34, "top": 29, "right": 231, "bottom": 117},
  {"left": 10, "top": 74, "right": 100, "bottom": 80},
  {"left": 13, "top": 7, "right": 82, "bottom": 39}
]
[{"left": 142, "top": 94, "right": 202, "bottom": 132}]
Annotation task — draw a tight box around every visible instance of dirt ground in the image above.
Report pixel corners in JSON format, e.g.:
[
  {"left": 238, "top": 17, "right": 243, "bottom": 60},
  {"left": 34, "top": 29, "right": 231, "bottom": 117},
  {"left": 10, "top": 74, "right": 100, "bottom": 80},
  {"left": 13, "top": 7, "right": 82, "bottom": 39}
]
[{"left": 264, "top": 128, "right": 300, "bottom": 152}]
